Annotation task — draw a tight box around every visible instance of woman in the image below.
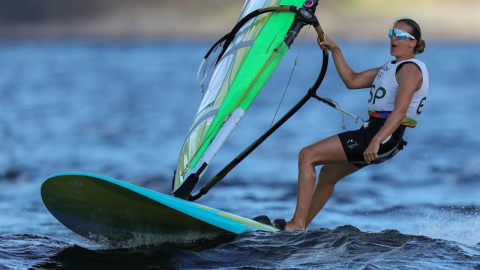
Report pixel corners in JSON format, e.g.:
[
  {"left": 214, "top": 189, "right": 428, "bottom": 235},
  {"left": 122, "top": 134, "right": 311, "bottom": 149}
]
[{"left": 275, "top": 18, "right": 429, "bottom": 231}]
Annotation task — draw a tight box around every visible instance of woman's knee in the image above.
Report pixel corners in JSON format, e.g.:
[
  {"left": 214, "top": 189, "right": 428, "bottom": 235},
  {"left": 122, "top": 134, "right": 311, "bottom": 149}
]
[{"left": 299, "top": 146, "right": 315, "bottom": 165}]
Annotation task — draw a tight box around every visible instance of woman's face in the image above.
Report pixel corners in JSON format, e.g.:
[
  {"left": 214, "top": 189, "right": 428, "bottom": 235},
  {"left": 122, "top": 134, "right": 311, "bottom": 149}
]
[{"left": 390, "top": 22, "right": 417, "bottom": 59}]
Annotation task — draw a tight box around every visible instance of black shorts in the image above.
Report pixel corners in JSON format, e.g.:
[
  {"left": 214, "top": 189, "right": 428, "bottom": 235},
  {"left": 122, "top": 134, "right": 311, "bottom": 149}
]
[{"left": 338, "top": 117, "right": 407, "bottom": 168}]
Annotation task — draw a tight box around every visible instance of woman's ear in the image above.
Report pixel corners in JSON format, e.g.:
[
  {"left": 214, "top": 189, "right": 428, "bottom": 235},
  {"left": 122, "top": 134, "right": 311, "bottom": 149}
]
[{"left": 410, "top": 39, "right": 418, "bottom": 49}]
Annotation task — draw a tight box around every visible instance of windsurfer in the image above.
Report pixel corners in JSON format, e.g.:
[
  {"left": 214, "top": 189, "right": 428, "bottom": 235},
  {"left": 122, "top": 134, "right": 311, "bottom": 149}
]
[{"left": 281, "top": 18, "right": 429, "bottom": 231}]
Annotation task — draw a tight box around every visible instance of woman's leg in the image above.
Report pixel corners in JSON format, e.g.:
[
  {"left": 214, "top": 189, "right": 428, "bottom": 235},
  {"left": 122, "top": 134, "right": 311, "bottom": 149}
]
[
  {"left": 304, "top": 163, "right": 360, "bottom": 228},
  {"left": 286, "top": 135, "right": 359, "bottom": 230}
]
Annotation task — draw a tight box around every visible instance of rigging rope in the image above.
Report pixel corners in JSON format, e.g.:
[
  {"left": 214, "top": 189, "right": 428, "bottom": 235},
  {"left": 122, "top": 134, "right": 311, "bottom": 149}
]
[{"left": 270, "top": 26, "right": 309, "bottom": 128}]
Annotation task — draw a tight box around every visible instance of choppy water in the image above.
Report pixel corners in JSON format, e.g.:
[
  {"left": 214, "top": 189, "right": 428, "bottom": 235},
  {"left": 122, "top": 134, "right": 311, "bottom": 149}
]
[{"left": 0, "top": 40, "right": 479, "bottom": 269}]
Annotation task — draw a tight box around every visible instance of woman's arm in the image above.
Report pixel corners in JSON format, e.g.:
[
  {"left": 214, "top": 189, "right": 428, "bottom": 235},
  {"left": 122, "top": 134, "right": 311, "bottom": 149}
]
[{"left": 319, "top": 36, "right": 380, "bottom": 89}]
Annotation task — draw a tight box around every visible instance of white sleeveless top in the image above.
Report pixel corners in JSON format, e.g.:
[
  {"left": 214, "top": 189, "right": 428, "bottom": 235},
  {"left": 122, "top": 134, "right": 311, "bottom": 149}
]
[{"left": 367, "top": 59, "right": 429, "bottom": 127}]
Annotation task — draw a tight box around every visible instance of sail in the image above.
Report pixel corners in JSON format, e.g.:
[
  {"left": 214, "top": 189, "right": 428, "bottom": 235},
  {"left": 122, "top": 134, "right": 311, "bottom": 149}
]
[{"left": 173, "top": 0, "right": 306, "bottom": 192}]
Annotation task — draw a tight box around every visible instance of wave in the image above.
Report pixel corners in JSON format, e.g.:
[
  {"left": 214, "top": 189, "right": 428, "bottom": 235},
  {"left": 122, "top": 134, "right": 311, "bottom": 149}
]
[{"left": 3, "top": 225, "right": 479, "bottom": 270}]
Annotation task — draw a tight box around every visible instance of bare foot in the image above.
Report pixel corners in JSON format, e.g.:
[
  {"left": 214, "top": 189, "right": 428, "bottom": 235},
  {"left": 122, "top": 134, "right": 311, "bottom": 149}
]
[{"left": 286, "top": 220, "right": 306, "bottom": 231}]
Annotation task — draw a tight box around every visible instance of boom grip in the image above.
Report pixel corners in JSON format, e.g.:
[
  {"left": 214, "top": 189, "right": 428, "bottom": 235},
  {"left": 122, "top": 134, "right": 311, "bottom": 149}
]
[{"left": 314, "top": 24, "right": 328, "bottom": 56}]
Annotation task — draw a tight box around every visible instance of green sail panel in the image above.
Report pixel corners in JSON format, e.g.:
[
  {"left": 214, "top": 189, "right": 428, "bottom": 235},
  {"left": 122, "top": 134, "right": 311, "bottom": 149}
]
[{"left": 174, "top": 0, "right": 305, "bottom": 191}]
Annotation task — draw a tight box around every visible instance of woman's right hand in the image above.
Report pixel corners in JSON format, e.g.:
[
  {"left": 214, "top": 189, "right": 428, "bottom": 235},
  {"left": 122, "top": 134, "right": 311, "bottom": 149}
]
[{"left": 318, "top": 35, "right": 338, "bottom": 52}]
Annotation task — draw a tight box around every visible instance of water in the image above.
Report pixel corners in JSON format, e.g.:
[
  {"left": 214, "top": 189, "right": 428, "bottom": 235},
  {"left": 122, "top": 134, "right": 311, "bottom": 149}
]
[{"left": 0, "top": 40, "right": 479, "bottom": 269}]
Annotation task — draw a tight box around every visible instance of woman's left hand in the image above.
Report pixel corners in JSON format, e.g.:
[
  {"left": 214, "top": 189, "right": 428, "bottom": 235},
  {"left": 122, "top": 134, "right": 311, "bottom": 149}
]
[
  {"left": 318, "top": 35, "right": 338, "bottom": 52},
  {"left": 363, "top": 141, "right": 380, "bottom": 163}
]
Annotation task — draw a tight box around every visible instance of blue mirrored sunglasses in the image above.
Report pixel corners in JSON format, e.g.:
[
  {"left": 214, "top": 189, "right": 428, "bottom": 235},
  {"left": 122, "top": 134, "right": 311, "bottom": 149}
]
[{"left": 388, "top": 28, "right": 416, "bottom": 40}]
